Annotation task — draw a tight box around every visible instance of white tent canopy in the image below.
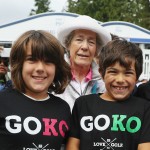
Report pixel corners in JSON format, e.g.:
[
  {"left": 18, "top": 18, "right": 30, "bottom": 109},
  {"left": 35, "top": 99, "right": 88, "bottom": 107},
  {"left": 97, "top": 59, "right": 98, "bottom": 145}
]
[{"left": 101, "top": 21, "right": 150, "bottom": 43}]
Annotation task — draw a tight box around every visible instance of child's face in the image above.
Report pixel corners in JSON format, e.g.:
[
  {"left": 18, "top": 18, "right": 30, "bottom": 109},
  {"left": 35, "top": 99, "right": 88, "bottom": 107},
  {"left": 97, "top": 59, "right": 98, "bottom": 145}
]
[
  {"left": 22, "top": 47, "right": 56, "bottom": 99},
  {"left": 101, "top": 61, "right": 137, "bottom": 101}
]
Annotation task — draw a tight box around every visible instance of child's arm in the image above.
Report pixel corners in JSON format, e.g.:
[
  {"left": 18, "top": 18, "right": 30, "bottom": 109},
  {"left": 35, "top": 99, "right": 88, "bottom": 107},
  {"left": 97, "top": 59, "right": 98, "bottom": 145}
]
[
  {"left": 138, "top": 143, "right": 150, "bottom": 150},
  {"left": 66, "top": 137, "right": 80, "bottom": 150}
]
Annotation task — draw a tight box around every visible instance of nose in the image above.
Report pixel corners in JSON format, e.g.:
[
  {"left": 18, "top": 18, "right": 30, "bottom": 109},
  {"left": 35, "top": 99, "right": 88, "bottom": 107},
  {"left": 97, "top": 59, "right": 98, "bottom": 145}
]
[
  {"left": 116, "top": 74, "right": 125, "bottom": 83},
  {"left": 35, "top": 61, "right": 45, "bottom": 73},
  {"left": 81, "top": 40, "right": 89, "bottom": 50},
  {"left": 0, "top": 61, "right": 5, "bottom": 66}
]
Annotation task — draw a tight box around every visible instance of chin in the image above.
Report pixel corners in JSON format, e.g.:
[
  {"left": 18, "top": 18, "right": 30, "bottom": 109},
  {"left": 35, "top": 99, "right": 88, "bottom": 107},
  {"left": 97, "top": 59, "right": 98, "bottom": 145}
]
[
  {"left": 114, "top": 95, "right": 130, "bottom": 101},
  {"left": 77, "top": 62, "right": 91, "bottom": 67}
]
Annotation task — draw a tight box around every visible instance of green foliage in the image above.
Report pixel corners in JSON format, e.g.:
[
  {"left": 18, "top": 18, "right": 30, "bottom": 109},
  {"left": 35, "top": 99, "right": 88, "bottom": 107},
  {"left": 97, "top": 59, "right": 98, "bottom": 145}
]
[
  {"left": 30, "top": 0, "right": 53, "bottom": 15},
  {"left": 139, "top": 0, "right": 150, "bottom": 30},
  {"left": 67, "top": 0, "right": 150, "bottom": 30}
]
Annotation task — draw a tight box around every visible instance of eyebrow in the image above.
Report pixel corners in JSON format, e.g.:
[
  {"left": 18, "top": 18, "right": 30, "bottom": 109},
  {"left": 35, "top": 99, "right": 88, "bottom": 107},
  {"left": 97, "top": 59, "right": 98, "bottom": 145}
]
[
  {"left": 75, "top": 34, "right": 96, "bottom": 39},
  {"left": 107, "top": 67, "right": 135, "bottom": 72}
]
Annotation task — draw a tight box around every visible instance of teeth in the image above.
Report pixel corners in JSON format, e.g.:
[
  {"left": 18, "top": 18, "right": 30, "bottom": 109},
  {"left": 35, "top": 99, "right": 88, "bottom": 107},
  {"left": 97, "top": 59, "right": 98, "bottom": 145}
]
[
  {"left": 115, "top": 87, "right": 126, "bottom": 90},
  {"left": 33, "top": 77, "right": 45, "bottom": 80}
]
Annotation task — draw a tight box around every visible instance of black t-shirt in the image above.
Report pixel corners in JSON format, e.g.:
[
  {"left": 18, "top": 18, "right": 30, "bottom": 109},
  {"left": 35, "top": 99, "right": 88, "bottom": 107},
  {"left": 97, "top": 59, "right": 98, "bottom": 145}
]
[
  {"left": 134, "top": 80, "right": 150, "bottom": 101},
  {"left": 70, "top": 94, "right": 150, "bottom": 150},
  {"left": 0, "top": 89, "right": 71, "bottom": 150}
]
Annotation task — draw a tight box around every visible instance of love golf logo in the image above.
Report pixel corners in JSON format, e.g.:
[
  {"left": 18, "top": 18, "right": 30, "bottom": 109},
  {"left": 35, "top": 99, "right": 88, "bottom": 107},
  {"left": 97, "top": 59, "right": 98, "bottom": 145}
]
[
  {"left": 23, "top": 143, "right": 55, "bottom": 150},
  {"left": 93, "top": 138, "right": 123, "bottom": 149}
]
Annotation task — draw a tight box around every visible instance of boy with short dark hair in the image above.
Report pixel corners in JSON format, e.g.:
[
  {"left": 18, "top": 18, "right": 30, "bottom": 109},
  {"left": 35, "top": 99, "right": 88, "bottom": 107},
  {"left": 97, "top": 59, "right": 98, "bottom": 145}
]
[{"left": 66, "top": 39, "right": 150, "bottom": 150}]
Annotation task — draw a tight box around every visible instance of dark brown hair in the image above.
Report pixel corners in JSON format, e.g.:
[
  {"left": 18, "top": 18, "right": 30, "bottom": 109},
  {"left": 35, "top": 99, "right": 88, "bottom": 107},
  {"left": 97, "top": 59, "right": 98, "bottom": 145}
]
[
  {"left": 99, "top": 39, "right": 143, "bottom": 80},
  {"left": 10, "top": 30, "right": 71, "bottom": 94}
]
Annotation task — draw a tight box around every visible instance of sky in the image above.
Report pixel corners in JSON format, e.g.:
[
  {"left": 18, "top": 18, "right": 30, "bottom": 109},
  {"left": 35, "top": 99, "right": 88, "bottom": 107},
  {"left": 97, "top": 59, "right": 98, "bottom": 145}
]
[{"left": 0, "top": 0, "right": 68, "bottom": 25}]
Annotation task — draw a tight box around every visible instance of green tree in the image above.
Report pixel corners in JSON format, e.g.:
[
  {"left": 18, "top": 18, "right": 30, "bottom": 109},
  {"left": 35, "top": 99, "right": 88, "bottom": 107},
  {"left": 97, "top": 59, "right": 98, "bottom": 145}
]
[
  {"left": 67, "top": 0, "right": 150, "bottom": 30},
  {"left": 138, "top": 0, "right": 150, "bottom": 30},
  {"left": 30, "top": 0, "right": 53, "bottom": 15}
]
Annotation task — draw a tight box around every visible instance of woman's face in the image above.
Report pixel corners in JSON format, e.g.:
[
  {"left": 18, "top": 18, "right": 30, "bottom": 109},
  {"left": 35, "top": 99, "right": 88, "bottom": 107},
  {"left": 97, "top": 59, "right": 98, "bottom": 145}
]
[
  {"left": 22, "top": 46, "right": 56, "bottom": 99},
  {"left": 68, "top": 29, "right": 97, "bottom": 68}
]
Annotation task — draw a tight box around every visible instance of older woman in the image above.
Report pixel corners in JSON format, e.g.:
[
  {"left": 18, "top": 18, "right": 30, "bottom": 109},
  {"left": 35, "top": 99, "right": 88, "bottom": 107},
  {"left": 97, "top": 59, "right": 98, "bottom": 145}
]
[{"left": 56, "top": 15, "right": 111, "bottom": 110}]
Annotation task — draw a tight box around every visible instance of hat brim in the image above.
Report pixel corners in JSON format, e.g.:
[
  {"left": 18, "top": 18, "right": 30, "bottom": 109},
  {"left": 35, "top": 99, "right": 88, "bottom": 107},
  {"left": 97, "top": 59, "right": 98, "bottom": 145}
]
[{"left": 57, "top": 15, "right": 111, "bottom": 49}]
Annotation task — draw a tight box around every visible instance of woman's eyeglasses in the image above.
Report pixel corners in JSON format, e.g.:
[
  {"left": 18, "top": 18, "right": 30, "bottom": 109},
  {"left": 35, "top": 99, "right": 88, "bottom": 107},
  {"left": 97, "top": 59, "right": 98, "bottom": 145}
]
[{"left": 0, "top": 57, "right": 9, "bottom": 67}]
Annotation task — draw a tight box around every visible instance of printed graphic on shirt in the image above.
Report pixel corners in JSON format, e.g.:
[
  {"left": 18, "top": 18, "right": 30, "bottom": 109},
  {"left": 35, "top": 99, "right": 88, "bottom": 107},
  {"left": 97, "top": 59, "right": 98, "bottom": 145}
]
[
  {"left": 23, "top": 143, "right": 55, "bottom": 150},
  {"left": 80, "top": 114, "right": 142, "bottom": 149},
  {"left": 93, "top": 138, "right": 123, "bottom": 149},
  {"left": 80, "top": 114, "right": 141, "bottom": 133},
  {"left": 5, "top": 115, "right": 69, "bottom": 137}
]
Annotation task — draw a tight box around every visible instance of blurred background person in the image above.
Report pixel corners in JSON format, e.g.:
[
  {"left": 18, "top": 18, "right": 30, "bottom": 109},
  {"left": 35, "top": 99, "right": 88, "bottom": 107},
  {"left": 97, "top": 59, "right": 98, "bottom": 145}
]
[
  {"left": 0, "top": 46, "right": 12, "bottom": 91},
  {"left": 134, "top": 78, "right": 150, "bottom": 101},
  {"left": 136, "top": 74, "right": 148, "bottom": 87}
]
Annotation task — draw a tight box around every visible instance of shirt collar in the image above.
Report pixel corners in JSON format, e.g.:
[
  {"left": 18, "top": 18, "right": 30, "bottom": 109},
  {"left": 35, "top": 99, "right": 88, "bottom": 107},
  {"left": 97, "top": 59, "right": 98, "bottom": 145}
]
[{"left": 72, "top": 68, "right": 92, "bottom": 82}]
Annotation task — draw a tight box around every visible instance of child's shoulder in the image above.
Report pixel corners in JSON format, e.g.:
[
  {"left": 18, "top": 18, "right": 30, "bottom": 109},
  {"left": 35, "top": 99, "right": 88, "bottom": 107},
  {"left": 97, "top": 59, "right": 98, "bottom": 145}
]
[
  {"left": 49, "top": 93, "right": 70, "bottom": 107},
  {"left": 78, "top": 93, "right": 98, "bottom": 99},
  {"left": 76, "top": 94, "right": 99, "bottom": 104},
  {"left": 0, "top": 88, "right": 16, "bottom": 96}
]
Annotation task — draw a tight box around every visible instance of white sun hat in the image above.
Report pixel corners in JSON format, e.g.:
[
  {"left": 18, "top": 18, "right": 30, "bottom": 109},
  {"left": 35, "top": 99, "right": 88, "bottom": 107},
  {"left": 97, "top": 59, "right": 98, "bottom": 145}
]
[{"left": 57, "top": 15, "right": 111, "bottom": 48}]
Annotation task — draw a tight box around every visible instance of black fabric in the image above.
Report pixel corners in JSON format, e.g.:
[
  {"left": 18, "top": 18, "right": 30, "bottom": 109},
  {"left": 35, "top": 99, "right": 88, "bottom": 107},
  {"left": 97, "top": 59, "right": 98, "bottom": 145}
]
[
  {"left": 70, "top": 94, "right": 150, "bottom": 150},
  {"left": 0, "top": 88, "right": 71, "bottom": 150},
  {"left": 134, "top": 80, "right": 150, "bottom": 101}
]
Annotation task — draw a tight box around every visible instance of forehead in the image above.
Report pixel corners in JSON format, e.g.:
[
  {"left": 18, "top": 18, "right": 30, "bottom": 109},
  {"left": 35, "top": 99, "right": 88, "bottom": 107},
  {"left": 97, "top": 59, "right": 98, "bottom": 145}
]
[
  {"left": 24, "top": 40, "right": 57, "bottom": 61},
  {"left": 74, "top": 29, "right": 96, "bottom": 38},
  {"left": 109, "top": 60, "right": 136, "bottom": 70}
]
